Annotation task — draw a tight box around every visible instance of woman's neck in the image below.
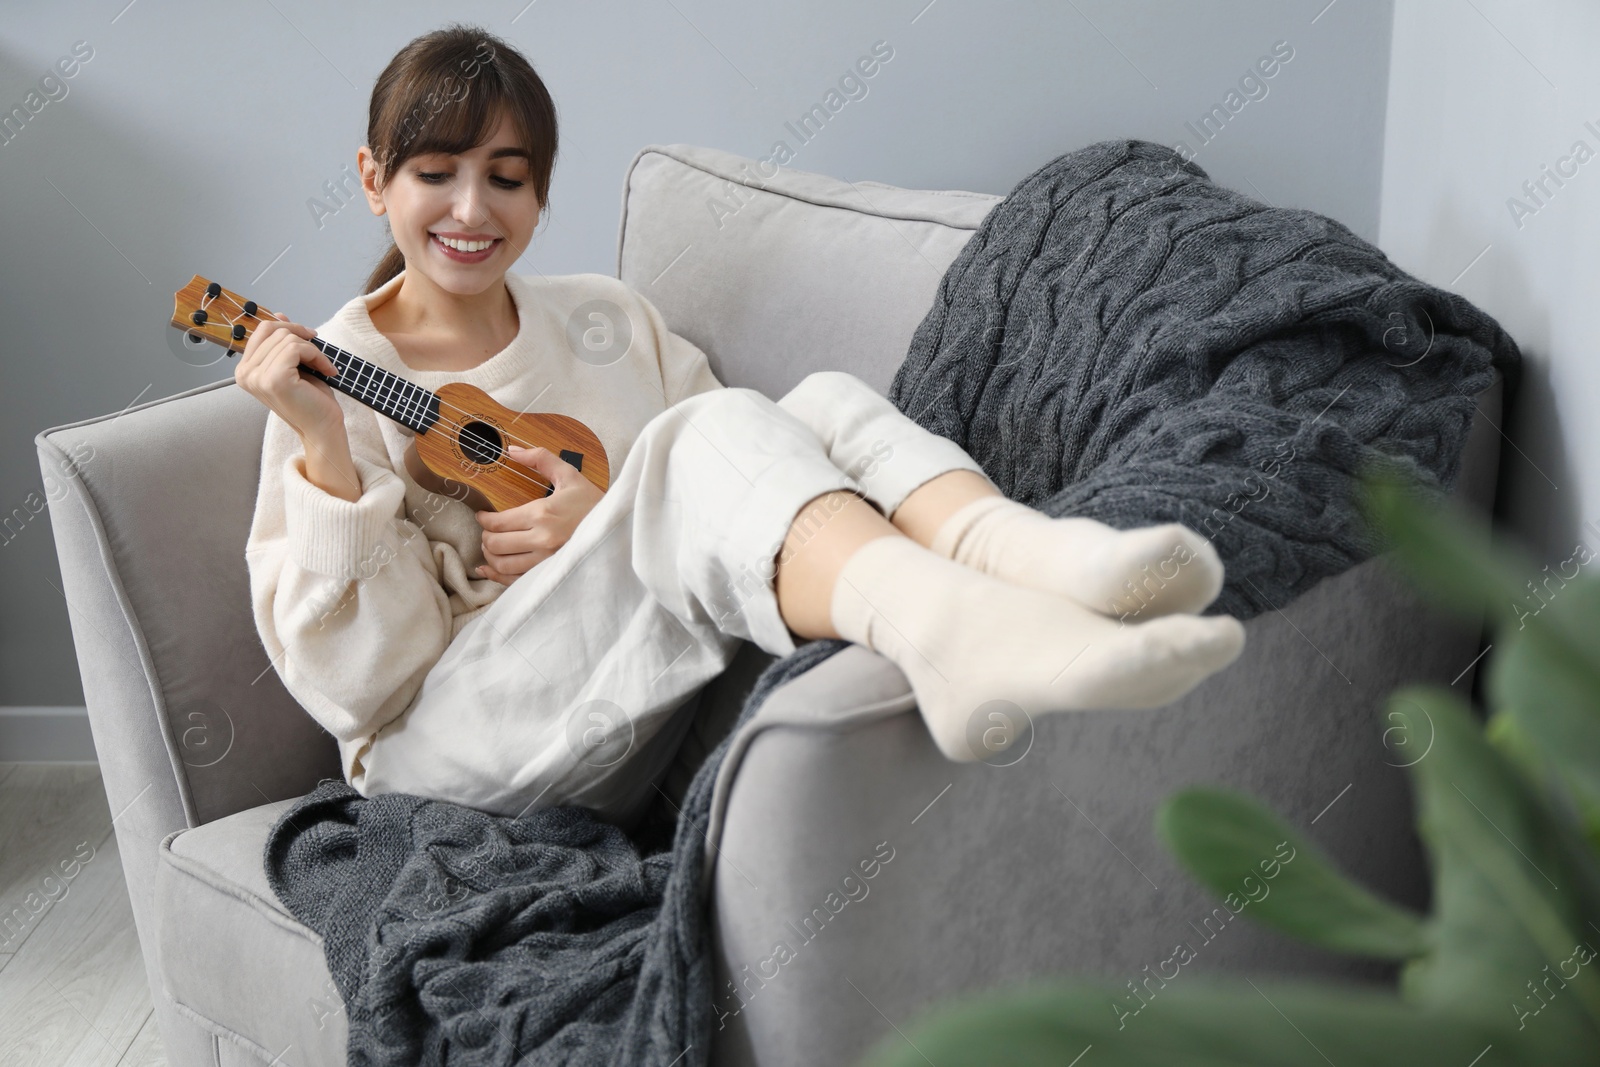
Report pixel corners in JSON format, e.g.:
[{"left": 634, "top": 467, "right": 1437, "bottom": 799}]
[{"left": 370, "top": 270, "right": 519, "bottom": 373}]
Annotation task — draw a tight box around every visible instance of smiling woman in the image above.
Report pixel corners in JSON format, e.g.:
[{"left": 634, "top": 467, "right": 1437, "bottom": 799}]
[{"left": 236, "top": 22, "right": 1245, "bottom": 847}]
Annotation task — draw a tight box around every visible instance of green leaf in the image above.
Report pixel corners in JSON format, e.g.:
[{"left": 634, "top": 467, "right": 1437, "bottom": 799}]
[
  {"left": 855, "top": 981, "right": 1554, "bottom": 1067},
  {"left": 1360, "top": 461, "right": 1600, "bottom": 810},
  {"left": 1485, "top": 710, "right": 1546, "bottom": 784},
  {"left": 1157, "top": 788, "right": 1428, "bottom": 959},
  {"left": 1356, "top": 460, "right": 1533, "bottom": 624},
  {"left": 1391, "top": 686, "right": 1600, "bottom": 1048},
  {"left": 1489, "top": 574, "right": 1600, "bottom": 818}
]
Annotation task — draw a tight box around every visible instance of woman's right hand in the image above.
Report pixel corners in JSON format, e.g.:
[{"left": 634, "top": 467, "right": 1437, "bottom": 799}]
[{"left": 235, "top": 312, "right": 346, "bottom": 445}]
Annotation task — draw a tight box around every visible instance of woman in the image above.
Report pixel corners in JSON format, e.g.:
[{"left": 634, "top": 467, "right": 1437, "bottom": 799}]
[{"left": 239, "top": 23, "right": 1245, "bottom": 829}]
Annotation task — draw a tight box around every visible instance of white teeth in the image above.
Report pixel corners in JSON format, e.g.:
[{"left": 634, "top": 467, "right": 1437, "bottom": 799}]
[{"left": 435, "top": 235, "right": 495, "bottom": 253}]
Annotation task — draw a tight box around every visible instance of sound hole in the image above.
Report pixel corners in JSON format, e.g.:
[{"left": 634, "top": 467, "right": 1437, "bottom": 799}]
[{"left": 458, "top": 421, "right": 503, "bottom": 465}]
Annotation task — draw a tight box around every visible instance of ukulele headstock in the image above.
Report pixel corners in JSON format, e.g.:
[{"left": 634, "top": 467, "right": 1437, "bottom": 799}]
[{"left": 170, "top": 275, "right": 277, "bottom": 356}]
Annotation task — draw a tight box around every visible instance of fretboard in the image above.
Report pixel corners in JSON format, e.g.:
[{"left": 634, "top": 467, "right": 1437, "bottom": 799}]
[{"left": 306, "top": 338, "right": 442, "bottom": 435}]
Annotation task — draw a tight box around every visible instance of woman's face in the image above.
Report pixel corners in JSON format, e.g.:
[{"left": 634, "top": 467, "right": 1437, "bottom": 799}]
[{"left": 359, "top": 108, "right": 541, "bottom": 295}]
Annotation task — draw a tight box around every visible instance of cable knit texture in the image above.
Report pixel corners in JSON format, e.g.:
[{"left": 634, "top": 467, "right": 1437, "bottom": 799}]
[
  {"left": 887, "top": 138, "right": 1523, "bottom": 619},
  {"left": 264, "top": 638, "right": 844, "bottom": 1067},
  {"left": 245, "top": 268, "right": 724, "bottom": 782}
]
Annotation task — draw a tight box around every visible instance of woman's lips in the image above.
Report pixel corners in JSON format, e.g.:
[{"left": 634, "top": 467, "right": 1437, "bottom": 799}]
[{"left": 431, "top": 233, "right": 501, "bottom": 263}]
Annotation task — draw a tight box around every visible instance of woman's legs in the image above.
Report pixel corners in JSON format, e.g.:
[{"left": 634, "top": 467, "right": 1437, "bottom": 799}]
[
  {"left": 775, "top": 371, "right": 1225, "bottom": 621},
  {"left": 362, "top": 377, "right": 1245, "bottom": 820},
  {"left": 771, "top": 489, "right": 897, "bottom": 641},
  {"left": 884, "top": 469, "right": 1002, "bottom": 545},
  {"left": 765, "top": 480, "right": 1245, "bottom": 764},
  {"left": 766, "top": 371, "right": 1245, "bottom": 762}
]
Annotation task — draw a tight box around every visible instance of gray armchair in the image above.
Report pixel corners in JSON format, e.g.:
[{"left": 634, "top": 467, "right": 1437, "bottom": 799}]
[{"left": 38, "top": 143, "right": 1503, "bottom": 1067}]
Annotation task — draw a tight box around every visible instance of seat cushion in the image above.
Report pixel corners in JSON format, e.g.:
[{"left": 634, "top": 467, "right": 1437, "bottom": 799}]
[{"left": 155, "top": 802, "right": 345, "bottom": 1066}]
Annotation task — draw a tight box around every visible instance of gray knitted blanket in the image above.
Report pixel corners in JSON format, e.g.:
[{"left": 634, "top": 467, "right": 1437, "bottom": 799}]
[
  {"left": 263, "top": 138, "right": 1520, "bottom": 1066},
  {"left": 263, "top": 638, "right": 843, "bottom": 1067},
  {"left": 890, "top": 138, "right": 1521, "bottom": 619}
]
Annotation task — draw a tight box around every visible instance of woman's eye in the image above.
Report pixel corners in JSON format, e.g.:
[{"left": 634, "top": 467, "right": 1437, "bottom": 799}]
[{"left": 414, "top": 171, "right": 524, "bottom": 189}]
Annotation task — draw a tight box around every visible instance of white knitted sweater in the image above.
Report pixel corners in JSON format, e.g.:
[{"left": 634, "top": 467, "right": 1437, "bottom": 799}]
[{"left": 244, "top": 270, "right": 724, "bottom": 784}]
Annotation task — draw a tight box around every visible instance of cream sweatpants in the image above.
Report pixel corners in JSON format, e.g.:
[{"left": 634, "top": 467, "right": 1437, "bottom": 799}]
[{"left": 354, "top": 370, "right": 988, "bottom": 828}]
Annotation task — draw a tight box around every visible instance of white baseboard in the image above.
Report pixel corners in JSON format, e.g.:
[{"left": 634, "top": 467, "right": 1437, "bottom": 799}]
[{"left": 0, "top": 707, "right": 96, "bottom": 762}]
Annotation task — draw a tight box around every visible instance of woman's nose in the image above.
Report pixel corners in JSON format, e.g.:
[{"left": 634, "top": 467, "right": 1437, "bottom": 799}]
[{"left": 452, "top": 181, "right": 488, "bottom": 226}]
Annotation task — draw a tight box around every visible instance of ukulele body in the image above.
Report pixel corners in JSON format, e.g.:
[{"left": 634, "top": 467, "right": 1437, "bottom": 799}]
[{"left": 406, "top": 382, "right": 610, "bottom": 513}]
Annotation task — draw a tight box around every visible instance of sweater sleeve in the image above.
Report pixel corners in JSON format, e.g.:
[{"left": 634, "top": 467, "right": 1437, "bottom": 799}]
[
  {"left": 244, "top": 397, "right": 456, "bottom": 773},
  {"left": 627, "top": 286, "right": 725, "bottom": 406}
]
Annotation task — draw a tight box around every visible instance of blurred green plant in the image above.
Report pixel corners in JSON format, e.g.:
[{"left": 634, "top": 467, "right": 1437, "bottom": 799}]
[{"left": 859, "top": 459, "right": 1600, "bottom": 1066}]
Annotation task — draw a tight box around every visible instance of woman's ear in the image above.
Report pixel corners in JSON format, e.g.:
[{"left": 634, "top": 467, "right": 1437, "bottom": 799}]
[{"left": 356, "top": 146, "right": 387, "bottom": 217}]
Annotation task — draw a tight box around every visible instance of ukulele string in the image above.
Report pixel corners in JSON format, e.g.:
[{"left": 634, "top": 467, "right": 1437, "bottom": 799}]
[{"left": 203, "top": 289, "right": 559, "bottom": 498}]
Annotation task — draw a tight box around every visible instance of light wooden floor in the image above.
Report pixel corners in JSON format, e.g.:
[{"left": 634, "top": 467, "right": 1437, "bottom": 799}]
[{"left": 0, "top": 762, "right": 168, "bottom": 1066}]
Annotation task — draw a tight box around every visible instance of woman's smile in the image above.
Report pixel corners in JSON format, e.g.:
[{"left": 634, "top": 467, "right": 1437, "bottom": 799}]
[{"left": 430, "top": 231, "right": 503, "bottom": 263}]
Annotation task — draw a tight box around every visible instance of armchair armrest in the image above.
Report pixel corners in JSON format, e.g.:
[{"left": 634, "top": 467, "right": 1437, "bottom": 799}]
[
  {"left": 701, "top": 375, "right": 1503, "bottom": 1066},
  {"left": 37, "top": 379, "right": 343, "bottom": 1063}
]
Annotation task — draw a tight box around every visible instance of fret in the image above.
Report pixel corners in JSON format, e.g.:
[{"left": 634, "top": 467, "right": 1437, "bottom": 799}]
[
  {"left": 393, "top": 377, "right": 412, "bottom": 426},
  {"left": 416, "top": 390, "right": 439, "bottom": 433},
  {"left": 394, "top": 377, "right": 411, "bottom": 424},
  {"left": 400, "top": 382, "right": 422, "bottom": 428},
  {"left": 375, "top": 368, "right": 396, "bottom": 419}
]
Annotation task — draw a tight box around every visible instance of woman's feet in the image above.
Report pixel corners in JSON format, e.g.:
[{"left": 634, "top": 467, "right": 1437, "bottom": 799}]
[
  {"left": 927, "top": 495, "right": 1225, "bottom": 621},
  {"left": 830, "top": 534, "right": 1245, "bottom": 762}
]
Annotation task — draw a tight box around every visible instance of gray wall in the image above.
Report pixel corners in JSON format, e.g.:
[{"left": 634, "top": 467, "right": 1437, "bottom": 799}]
[
  {"left": 1379, "top": 0, "right": 1598, "bottom": 568},
  {"left": 1, "top": 0, "right": 1393, "bottom": 713}
]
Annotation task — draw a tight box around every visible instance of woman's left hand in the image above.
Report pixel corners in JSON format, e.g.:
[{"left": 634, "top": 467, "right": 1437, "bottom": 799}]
[{"left": 474, "top": 445, "right": 605, "bottom": 586}]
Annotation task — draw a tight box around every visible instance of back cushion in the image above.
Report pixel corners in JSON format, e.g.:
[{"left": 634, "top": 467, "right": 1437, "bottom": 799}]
[{"left": 616, "top": 144, "right": 999, "bottom": 399}]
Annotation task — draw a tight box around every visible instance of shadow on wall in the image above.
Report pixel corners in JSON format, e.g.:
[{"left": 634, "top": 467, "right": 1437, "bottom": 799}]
[{"left": 1413, "top": 191, "right": 1573, "bottom": 567}]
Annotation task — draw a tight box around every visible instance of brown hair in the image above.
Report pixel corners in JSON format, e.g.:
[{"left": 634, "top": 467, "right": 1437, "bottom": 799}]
[{"left": 361, "top": 24, "right": 559, "bottom": 294}]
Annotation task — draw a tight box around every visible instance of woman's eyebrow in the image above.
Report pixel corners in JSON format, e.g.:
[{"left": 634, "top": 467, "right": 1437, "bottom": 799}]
[
  {"left": 487, "top": 147, "right": 531, "bottom": 161},
  {"left": 415, "top": 146, "right": 530, "bottom": 163}
]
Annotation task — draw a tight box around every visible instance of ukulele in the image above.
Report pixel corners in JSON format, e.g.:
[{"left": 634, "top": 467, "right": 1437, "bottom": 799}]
[{"left": 171, "top": 274, "right": 609, "bottom": 513}]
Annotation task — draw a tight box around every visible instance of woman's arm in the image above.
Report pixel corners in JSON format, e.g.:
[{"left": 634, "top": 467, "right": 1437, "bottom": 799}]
[{"left": 246, "top": 401, "right": 456, "bottom": 749}]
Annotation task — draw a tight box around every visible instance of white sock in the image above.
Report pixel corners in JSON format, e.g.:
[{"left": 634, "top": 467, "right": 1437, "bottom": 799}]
[
  {"left": 830, "top": 535, "right": 1246, "bottom": 762},
  {"left": 928, "top": 495, "right": 1225, "bottom": 620}
]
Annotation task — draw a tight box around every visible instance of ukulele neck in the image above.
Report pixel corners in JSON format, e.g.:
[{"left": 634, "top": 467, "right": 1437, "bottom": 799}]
[{"left": 303, "top": 338, "right": 441, "bottom": 435}]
